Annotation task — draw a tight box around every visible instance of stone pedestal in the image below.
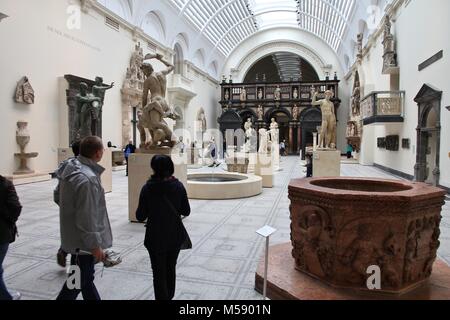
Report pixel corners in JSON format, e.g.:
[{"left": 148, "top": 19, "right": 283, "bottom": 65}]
[
  {"left": 57, "top": 147, "right": 112, "bottom": 193},
  {"left": 99, "top": 148, "right": 112, "bottom": 193},
  {"left": 5, "top": 172, "right": 52, "bottom": 186},
  {"left": 272, "top": 146, "right": 280, "bottom": 171},
  {"left": 128, "top": 150, "right": 187, "bottom": 222},
  {"left": 255, "top": 153, "right": 273, "bottom": 188},
  {"left": 313, "top": 150, "right": 341, "bottom": 177},
  {"left": 255, "top": 243, "right": 450, "bottom": 300}
]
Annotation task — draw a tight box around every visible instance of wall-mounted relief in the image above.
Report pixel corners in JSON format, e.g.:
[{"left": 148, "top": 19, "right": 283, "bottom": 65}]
[
  {"left": 386, "top": 135, "right": 400, "bottom": 151},
  {"left": 377, "top": 137, "right": 386, "bottom": 149},
  {"left": 15, "top": 76, "right": 35, "bottom": 104}
]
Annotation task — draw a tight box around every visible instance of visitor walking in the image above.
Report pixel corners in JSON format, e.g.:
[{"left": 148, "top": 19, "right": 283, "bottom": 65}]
[
  {"left": 56, "top": 136, "right": 113, "bottom": 301},
  {"left": 124, "top": 140, "right": 136, "bottom": 176},
  {"left": 0, "top": 175, "right": 22, "bottom": 300},
  {"left": 136, "top": 155, "right": 191, "bottom": 300},
  {"left": 54, "top": 141, "right": 81, "bottom": 268}
]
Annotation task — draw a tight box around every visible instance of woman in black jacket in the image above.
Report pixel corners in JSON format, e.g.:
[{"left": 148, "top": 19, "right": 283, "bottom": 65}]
[
  {"left": 0, "top": 175, "right": 22, "bottom": 300},
  {"left": 136, "top": 155, "right": 191, "bottom": 300}
]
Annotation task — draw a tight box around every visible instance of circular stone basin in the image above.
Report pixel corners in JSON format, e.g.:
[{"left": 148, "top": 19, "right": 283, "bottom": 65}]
[
  {"left": 187, "top": 172, "right": 262, "bottom": 200},
  {"left": 310, "top": 178, "right": 413, "bottom": 193},
  {"left": 288, "top": 177, "right": 446, "bottom": 294}
]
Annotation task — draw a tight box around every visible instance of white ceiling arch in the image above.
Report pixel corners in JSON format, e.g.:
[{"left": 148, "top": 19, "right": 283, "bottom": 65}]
[{"left": 169, "top": 0, "right": 356, "bottom": 55}]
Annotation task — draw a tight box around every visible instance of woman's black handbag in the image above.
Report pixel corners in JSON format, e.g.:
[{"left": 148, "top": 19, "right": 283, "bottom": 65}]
[{"left": 163, "top": 196, "right": 192, "bottom": 250}]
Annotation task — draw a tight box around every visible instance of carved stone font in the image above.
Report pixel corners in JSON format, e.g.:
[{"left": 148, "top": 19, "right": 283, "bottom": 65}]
[{"left": 289, "top": 177, "right": 446, "bottom": 294}]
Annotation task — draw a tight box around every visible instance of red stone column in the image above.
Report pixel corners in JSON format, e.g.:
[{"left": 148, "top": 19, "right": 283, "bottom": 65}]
[{"left": 289, "top": 123, "right": 294, "bottom": 154}]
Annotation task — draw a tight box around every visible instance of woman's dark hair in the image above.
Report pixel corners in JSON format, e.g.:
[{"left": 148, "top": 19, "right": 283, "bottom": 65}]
[{"left": 151, "top": 155, "right": 174, "bottom": 180}]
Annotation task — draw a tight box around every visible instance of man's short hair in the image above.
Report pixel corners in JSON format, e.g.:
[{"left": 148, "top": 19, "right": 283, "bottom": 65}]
[{"left": 80, "top": 136, "right": 104, "bottom": 159}]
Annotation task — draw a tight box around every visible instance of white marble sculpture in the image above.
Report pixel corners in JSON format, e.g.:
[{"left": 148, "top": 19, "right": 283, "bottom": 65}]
[{"left": 259, "top": 128, "right": 270, "bottom": 154}]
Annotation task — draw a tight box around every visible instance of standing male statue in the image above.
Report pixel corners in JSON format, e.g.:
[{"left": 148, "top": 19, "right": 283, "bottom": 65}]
[
  {"left": 311, "top": 89, "right": 337, "bottom": 149},
  {"left": 351, "top": 80, "right": 361, "bottom": 116},
  {"left": 74, "top": 82, "right": 102, "bottom": 141},
  {"left": 92, "top": 77, "right": 114, "bottom": 137},
  {"left": 139, "top": 53, "right": 179, "bottom": 148}
]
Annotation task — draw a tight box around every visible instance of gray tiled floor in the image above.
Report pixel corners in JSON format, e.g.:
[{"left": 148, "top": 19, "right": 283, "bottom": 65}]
[{"left": 3, "top": 157, "right": 449, "bottom": 300}]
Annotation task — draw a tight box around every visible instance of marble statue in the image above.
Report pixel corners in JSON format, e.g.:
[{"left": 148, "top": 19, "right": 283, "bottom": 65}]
[
  {"left": 224, "top": 89, "right": 230, "bottom": 100},
  {"left": 292, "top": 104, "right": 300, "bottom": 121},
  {"left": 258, "top": 88, "right": 263, "bottom": 100},
  {"left": 382, "top": 15, "right": 398, "bottom": 73},
  {"left": 293, "top": 88, "right": 299, "bottom": 99},
  {"left": 351, "top": 80, "right": 361, "bottom": 116},
  {"left": 274, "top": 86, "right": 281, "bottom": 101},
  {"left": 257, "top": 105, "right": 264, "bottom": 121},
  {"left": 244, "top": 119, "right": 256, "bottom": 153},
  {"left": 312, "top": 89, "right": 337, "bottom": 149},
  {"left": 258, "top": 128, "right": 269, "bottom": 154},
  {"left": 15, "top": 76, "right": 35, "bottom": 104},
  {"left": 139, "top": 53, "right": 180, "bottom": 148},
  {"left": 74, "top": 82, "right": 102, "bottom": 140},
  {"left": 270, "top": 118, "right": 279, "bottom": 145},
  {"left": 240, "top": 87, "right": 247, "bottom": 101}
]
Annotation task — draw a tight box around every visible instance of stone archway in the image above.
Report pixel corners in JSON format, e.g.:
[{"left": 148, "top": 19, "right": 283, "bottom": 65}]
[
  {"left": 414, "top": 84, "right": 442, "bottom": 186},
  {"left": 299, "top": 108, "right": 322, "bottom": 159}
]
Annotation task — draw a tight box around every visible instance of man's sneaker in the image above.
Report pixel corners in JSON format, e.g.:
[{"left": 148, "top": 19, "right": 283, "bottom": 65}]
[
  {"left": 11, "top": 292, "right": 21, "bottom": 300},
  {"left": 57, "top": 249, "right": 67, "bottom": 268}
]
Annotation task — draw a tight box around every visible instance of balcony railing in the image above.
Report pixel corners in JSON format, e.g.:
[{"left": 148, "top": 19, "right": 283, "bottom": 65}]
[{"left": 361, "top": 91, "right": 405, "bottom": 125}]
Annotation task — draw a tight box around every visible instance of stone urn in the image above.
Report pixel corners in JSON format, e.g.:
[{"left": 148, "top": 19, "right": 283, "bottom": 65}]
[
  {"left": 14, "top": 121, "right": 38, "bottom": 175},
  {"left": 289, "top": 177, "right": 446, "bottom": 295},
  {"left": 16, "top": 121, "right": 30, "bottom": 153}
]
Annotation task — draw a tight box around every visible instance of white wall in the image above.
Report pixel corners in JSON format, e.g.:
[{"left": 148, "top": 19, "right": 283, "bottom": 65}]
[
  {"left": 0, "top": 0, "right": 221, "bottom": 175},
  {"left": 221, "top": 27, "right": 351, "bottom": 152},
  {"left": 354, "top": 0, "right": 450, "bottom": 187}
]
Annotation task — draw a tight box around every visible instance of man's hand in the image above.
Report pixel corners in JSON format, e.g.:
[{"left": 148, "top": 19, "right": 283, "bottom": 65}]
[
  {"left": 156, "top": 53, "right": 163, "bottom": 60},
  {"left": 110, "top": 82, "right": 115, "bottom": 88},
  {"left": 91, "top": 247, "right": 105, "bottom": 263}
]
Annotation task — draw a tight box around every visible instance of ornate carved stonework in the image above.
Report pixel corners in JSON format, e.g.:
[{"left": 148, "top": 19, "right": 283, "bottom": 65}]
[
  {"left": 121, "top": 43, "right": 145, "bottom": 147},
  {"left": 382, "top": 16, "right": 399, "bottom": 74},
  {"left": 289, "top": 177, "right": 446, "bottom": 294},
  {"left": 356, "top": 33, "right": 363, "bottom": 64}
]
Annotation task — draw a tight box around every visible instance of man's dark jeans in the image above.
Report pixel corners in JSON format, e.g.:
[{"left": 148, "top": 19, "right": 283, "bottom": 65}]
[
  {"left": 56, "top": 254, "right": 100, "bottom": 300},
  {"left": 0, "top": 243, "right": 12, "bottom": 300}
]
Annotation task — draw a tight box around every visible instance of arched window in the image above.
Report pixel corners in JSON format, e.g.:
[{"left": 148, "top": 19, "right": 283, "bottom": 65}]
[{"left": 173, "top": 43, "right": 184, "bottom": 75}]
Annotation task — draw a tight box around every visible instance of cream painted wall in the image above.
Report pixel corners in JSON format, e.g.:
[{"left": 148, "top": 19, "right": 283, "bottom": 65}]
[
  {"left": 354, "top": 0, "right": 450, "bottom": 188},
  {"left": 0, "top": 0, "right": 220, "bottom": 175},
  {"left": 221, "top": 28, "right": 351, "bottom": 153}
]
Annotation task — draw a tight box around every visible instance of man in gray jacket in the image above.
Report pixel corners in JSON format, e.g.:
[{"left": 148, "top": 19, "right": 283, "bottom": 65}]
[{"left": 56, "top": 136, "right": 112, "bottom": 300}]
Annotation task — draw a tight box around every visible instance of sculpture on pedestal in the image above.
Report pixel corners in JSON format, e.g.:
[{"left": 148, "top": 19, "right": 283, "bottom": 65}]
[
  {"left": 14, "top": 121, "right": 38, "bottom": 175},
  {"left": 243, "top": 118, "right": 256, "bottom": 153},
  {"left": 258, "top": 88, "right": 264, "bottom": 100},
  {"left": 351, "top": 79, "right": 361, "bottom": 116},
  {"left": 139, "top": 53, "right": 180, "bottom": 148},
  {"left": 312, "top": 89, "right": 337, "bottom": 150},
  {"left": 293, "top": 88, "right": 299, "bottom": 100},
  {"left": 270, "top": 118, "right": 279, "bottom": 145},
  {"left": 15, "top": 76, "right": 35, "bottom": 104}
]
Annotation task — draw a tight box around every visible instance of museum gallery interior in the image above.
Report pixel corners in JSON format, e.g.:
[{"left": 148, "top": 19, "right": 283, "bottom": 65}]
[{"left": 0, "top": 0, "right": 449, "bottom": 301}]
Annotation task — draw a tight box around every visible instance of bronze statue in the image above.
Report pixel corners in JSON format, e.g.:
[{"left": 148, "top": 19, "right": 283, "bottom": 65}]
[
  {"left": 312, "top": 89, "right": 337, "bottom": 149},
  {"left": 74, "top": 82, "right": 102, "bottom": 141},
  {"left": 138, "top": 53, "right": 179, "bottom": 148}
]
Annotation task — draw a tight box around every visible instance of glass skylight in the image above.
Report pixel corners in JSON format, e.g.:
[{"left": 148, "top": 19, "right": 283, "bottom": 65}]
[{"left": 169, "top": 0, "right": 355, "bottom": 55}]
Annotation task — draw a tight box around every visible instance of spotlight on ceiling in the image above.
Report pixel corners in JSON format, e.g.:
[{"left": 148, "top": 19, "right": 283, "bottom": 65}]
[{"left": 0, "top": 12, "right": 8, "bottom": 22}]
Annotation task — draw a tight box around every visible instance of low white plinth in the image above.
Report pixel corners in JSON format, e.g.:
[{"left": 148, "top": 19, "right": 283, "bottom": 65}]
[
  {"left": 255, "top": 153, "right": 274, "bottom": 188},
  {"left": 5, "top": 172, "right": 52, "bottom": 186},
  {"left": 313, "top": 150, "right": 341, "bottom": 177},
  {"left": 187, "top": 172, "right": 262, "bottom": 200},
  {"left": 128, "top": 150, "right": 187, "bottom": 222}
]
